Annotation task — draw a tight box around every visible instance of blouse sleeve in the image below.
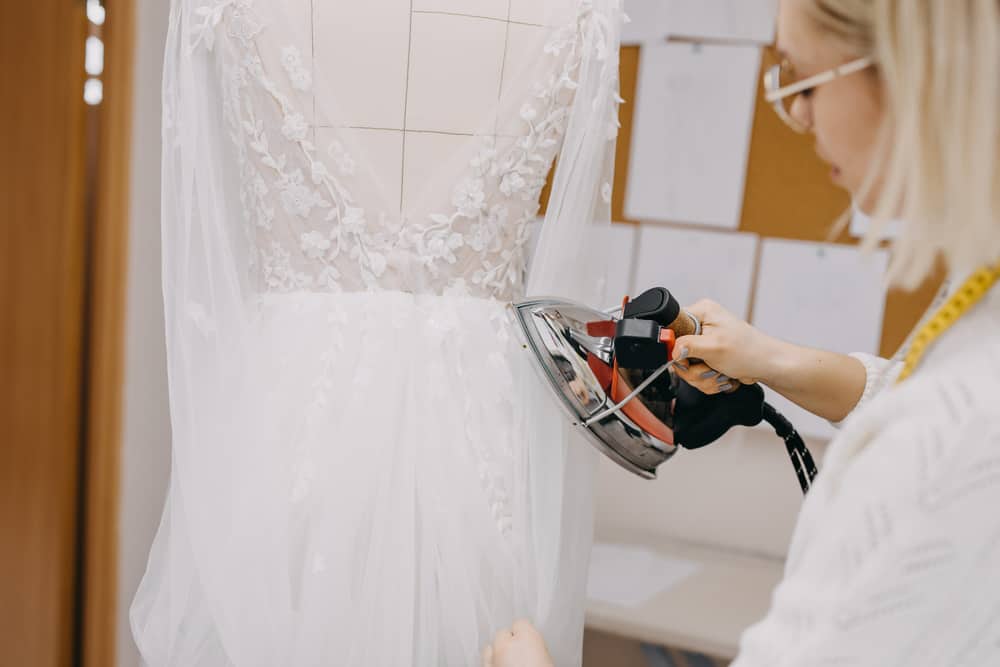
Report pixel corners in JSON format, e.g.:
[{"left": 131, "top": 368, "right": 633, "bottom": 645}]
[{"left": 829, "top": 353, "right": 901, "bottom": 428}]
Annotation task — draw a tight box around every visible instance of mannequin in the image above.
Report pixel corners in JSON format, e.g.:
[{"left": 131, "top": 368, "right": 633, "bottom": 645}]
[{"left": 306, "top": 0, "right": 576, "bottom": 217}]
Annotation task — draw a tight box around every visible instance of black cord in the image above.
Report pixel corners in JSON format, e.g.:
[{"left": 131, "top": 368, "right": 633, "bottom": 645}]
[{"left": 761, "top": 402, "right": 818, "bottom": 495}]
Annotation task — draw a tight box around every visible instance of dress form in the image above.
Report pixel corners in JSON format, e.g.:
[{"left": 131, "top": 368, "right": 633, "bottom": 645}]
[{"left": 298, "top": 0, "right": 575, "bottom": 216}]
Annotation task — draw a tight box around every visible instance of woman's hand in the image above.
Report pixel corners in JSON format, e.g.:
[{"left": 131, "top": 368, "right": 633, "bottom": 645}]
[
  {"left": 481, "top": 620, "right": 554, "bottom": 667},
  {"left": 670, "top": 299, "right": 870, "bottom": 422},
  {"left": 671, "top": 299, "right": 782, "bottom": 394}
]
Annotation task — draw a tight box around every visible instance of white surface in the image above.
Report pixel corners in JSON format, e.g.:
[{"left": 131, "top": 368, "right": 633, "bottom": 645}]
[
  {"left": 587, "top": 542, "right": 702, "bottom": 608},
  {"left": 313, "top": 0, "right": 411, "bottom": 129},
  {"left": 663, "top": 0, "right": 778, "bottom": 44},
  {"left": 761, "top": 389, "right": 838, "bottom": 440},
  {"left": 626, "top": 42, "right": 761, "bottom": 229},
  {"left": 594, "top": 428, "right": 816, "bottom": 559},
  {"left": 508, "top": 0, "right": 577, "bottom": 25},
  {"left": 405, "top": 13, "right": 507, "bottom": 135},
  {"left": 589, "top": 429, "right": 820, "bottom": 656},
  {"left": 633, "top": 226, "right": 759, "bottom": 319},
  {"left": 117, "top": 0, "right": 173, "bottom": 665},
  {"left": 622, "top": 0, "right": 669, "bottom": 45},
  {"left": 753, "top": 240, "right": 889, "bottom": 364},
  {"left": 586, "top": 531, "right": 785, "bottom": 659},
  {"left": 412, "top": 0, "right": 509, "bottom": 20},
  {"left": 752, "top": 239, "right": 889, "bottom": 438}
]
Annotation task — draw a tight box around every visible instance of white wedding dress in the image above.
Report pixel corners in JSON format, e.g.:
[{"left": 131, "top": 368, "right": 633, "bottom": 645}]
[{"left": 131, "top": 1, "right": 623, "bottom": 665}]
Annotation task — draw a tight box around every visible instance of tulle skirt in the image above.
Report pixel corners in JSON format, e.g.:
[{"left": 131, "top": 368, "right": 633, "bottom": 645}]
[{"left": 131, "top": 290, "right": 596, "bottom": 666}]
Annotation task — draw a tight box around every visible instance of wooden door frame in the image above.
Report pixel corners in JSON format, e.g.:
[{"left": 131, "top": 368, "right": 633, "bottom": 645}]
[
  {"left": 0, "top": 2, "right": 90, "bottom": 666},
  {"left": 81, "top": 0, "right": 137, "bottom": 665}
]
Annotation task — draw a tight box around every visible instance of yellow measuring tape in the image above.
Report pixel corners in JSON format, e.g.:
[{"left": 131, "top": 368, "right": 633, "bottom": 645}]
[{"left": 896, "top": 263, "right": 1000, "bottom": 384}]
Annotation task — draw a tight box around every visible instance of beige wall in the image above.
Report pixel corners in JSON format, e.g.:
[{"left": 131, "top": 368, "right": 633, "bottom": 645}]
[{"left": 595, "top": 429, "right": 825, "bottom": 560}]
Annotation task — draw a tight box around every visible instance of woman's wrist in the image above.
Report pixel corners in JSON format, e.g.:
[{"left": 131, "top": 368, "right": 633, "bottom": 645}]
[
  {"left": 752, "top": 333, "right": 795, "bottom": 387},
  {"left": 750, "top": 340, "right": 869, "bottom": 422}
]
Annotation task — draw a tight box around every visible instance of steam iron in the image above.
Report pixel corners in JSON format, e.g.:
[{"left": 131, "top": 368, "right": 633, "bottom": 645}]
[
  {"left": 512, "top": 287, "right": 820, "bottom": 493},
  {"left": 510, "top": 288, "right": 698, "bottom": 479}
]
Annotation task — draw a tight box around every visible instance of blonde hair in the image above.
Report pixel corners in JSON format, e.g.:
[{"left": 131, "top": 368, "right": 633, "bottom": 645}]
[{"left": 807, "top": 0, "right": 1000, "bottom": 288}]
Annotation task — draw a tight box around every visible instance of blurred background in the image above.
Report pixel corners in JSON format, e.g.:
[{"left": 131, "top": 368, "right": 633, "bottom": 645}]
[{"left": 1, "top": 1, "right": 941, "bottom": 666}]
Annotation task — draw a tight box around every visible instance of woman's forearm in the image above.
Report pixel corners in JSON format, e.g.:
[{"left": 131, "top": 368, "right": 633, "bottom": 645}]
[
  {"left": 672, "top": 300, "right": 871, "bottom": 422},
  {"left": 758, "top": 338, "right": 868, "bottom": 423}
]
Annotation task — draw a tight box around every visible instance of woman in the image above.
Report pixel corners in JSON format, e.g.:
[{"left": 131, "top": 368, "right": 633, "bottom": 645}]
[{"left": 484, "top": 0, "right": 1000, "bottom": 664}]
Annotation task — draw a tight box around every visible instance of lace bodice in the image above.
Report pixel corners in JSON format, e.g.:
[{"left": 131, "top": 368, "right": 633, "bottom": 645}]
[{"left": 184, "top": 0, "right": 614, "bottom": 302}]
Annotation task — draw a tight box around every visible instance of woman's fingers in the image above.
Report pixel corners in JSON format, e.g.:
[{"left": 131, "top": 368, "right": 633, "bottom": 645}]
[
  {"left": 489, "top": 621, "right": 554, "bottom": 667},
  {"left": 493, "top": 629, "right": 514, "bottom": 652},
  {"left": 675, "top": 299, "right": 778, "bottom": 384},
  {"left": 683, "top": 298, "right": 721, "bottom": 323},
  {"left": 672, "top": 333, "right": 718, "bottom": 366},
  {"left": 511, "top": 619, "right": 537, "bottom": 636},
  {"left": 482, "top": 645, "right": 494, "bottom": 667},
  {"left": 672, "top": 361, "right": 724, "bottom": 395},
  {"left": 673, "top": 360, "right": 709, "bottom": 376}
]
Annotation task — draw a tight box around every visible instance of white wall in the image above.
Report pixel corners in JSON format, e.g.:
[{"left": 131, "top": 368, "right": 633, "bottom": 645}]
[
  {"left": 116, "top": 0, "right": 171, "bottom": 664},
  {"left": 595, "top": 429, "right": 827, "bottom": 559}
]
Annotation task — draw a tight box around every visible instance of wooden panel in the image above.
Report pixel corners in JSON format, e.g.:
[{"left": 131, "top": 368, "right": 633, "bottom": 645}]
[
  {"left": 82, "top": 1, "right": 136, "bottom": 665},
  {"left": 0, "top": 2, "right": 90, "bottom": 667},
  {"left": 611, "top": 46, "right": 641, "bottom": 224},
  {"left": 583, "top": 629, "right": 650, "bottom": 667},
  {"left": 610, "top": 44, "right": 941, "bottom": 358},
  {"left": 739, "top": 48, "right": 852, "bottom": 243},
  {"left": 584, "top": 629, "right": 731, "bottom": 667}
]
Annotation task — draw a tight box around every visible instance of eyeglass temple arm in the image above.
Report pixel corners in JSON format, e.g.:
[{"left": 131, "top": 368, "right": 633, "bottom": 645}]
[{"left": 765, "top": 56, "right": 874, "bottom": 103}]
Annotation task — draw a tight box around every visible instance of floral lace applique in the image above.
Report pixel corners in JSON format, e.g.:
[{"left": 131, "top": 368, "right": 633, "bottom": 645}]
[
  {"left": 212, "top": 6, "right": 390, "bottom": 290},
  {"left": 280, "top": 46, "right": 313, "bottom": 92},
  {"left": 200, "top": 0, "right": 620, "bottom": 304},
  {"left": 423, "top": 0, "right": 622, "bottom": 299},
  {"left": 191, "top": 0, "right": 262, "bottom": 52}
]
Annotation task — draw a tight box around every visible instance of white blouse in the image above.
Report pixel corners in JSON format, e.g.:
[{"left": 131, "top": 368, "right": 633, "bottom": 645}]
[{"left": 732, "top": 281, "right": 1000, "bottom": 667}]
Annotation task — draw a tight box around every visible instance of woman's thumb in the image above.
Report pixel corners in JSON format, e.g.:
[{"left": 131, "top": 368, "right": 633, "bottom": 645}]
[{"left": 672, "top": 335, "right": 701, "bottom": 361}]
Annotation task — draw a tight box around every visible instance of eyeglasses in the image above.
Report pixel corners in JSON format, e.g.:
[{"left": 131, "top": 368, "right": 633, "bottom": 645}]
[{"left": 764, "top": 55, "right": 874, "bottom": 133}]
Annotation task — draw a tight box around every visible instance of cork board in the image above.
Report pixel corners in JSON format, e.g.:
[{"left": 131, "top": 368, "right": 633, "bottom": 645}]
[{"left": 610, "top": 45, "right": 942, "bottom": 358}]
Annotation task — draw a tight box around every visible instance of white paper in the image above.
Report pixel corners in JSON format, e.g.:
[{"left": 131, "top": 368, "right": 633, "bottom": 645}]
[
  {"left": 663, "top": 0, "right": 778, "bottom": 44},
  {"left": 850, "top": 207, "right": 903, "bottom": 241},
  {"left": 602, "top": 223, "right": 640, "bottom": 309},
  {"left": 626, "top": 42, "right": 761, "bottom": 229},
  {"left": 751, "top": 239, "right": 889, "bottom": 438},
  {"left": 587, "top": 542, "right": 702, "bottom": 608},
  {"left": 633, "top": 226, "right": 759, "bottom": 319},
  {"left": 622, "top": 0, "right": 669, "bottom": 45}
]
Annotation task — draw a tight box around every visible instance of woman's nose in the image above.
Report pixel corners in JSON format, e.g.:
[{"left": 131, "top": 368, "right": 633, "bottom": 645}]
[{"left": 789, "top": 94, "right": 813, "bottom": 132}]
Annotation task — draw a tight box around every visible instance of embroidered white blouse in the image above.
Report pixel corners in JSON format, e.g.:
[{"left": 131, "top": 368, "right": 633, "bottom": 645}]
[{"left": 732, "top": 281, "right": 1000, "bottom": 667}]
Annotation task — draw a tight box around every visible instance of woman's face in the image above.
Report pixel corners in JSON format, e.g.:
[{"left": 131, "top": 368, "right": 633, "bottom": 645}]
[{"left": 776, "top": 0, "right": 885, "bottom": 212}]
